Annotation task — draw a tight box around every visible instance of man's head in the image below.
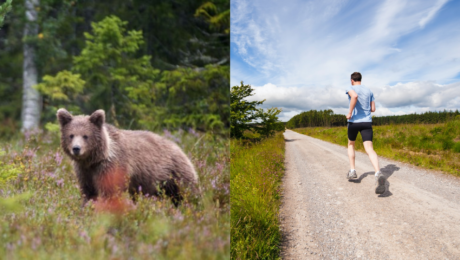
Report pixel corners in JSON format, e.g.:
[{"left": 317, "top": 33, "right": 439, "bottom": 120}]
[{"left": 351, "top": 72, "right": 362, "bottom": 85}]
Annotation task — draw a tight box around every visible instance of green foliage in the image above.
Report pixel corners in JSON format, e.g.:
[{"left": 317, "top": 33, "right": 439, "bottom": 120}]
[
  {"left": 0, "top": 0, "right": 230, "bottom": 136},
  {"left": 0, "top": 192, "right": 32, "bottom": 214},
  {"left": 72, "top": 16, "right": 158, "bottom": 126},
  {"left": 231, "top": 82, "right": 283, "bottom": 139},
  {"left": 230, "top": 82, "right": 265, "bottom": 138},
  {"left": 231, "top": 133, "right": 285, "bottom": 259},
  {"left": 0, "top": 0, "right": 12, "bottom": 27},
  {"left": 0, "top": 130, "right": 229, "bottom": 259},
  {"left": 36, "top": 16, "right": 229, "bottom": 132},
  {"left": 0, "top": 146, "right": 32, "bottom": 185},
  {"left": 195, "top": 1, "right": 230, "bottom": 34},
  {"left": 44, "top": 122, "right": 60, "bottom": 133},
  {"left": 35, "top": 70, "right": 85, "bottom": 101},
  {"left": 294, "top": 120, "right": 460, "bottom": 176},
  {"left": 453, "top": 142, "right": 460, "bottom": 153},
  {"left": 128, "top": 65, "right": 229, "bottom": 131},
  {"left": 372, "top": 110, "right": 460, "bottom": 126},
  {"left": 256, "top": 107, "right": 282, "bottom": 138},
  {"left": 0, "top": 161, "right": 22, "bottom": 184},
  {"left": 274, "top": 122, "right": 285, "bottom": 132},
  {"left": 287, "top": 110, "right": 460, "bottom": 130}
]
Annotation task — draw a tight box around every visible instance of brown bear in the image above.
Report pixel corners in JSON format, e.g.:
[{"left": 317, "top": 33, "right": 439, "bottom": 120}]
[{"left": 57, "top": 108, "right": 198, "bottom": 207}]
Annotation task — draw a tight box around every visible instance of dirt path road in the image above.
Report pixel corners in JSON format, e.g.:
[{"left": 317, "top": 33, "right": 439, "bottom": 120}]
[{"left": 280, "top": 130, "right": 460, "bottom": 259}]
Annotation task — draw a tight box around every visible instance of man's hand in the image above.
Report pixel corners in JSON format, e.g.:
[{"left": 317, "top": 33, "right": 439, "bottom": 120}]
[
  {"left": 347, "top": 90, "right": 358, "bottom": 120},
  {"left": 346, "top": 113, "right": 352, "bottom": 120},
  {"left": 370, "top": 101, "right": 376, "bottom": 112}
]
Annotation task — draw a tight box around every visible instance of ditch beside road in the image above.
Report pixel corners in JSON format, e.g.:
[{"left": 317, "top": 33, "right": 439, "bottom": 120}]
[{"left": 281, "top": 130, "right": 460, "bottom": 259}]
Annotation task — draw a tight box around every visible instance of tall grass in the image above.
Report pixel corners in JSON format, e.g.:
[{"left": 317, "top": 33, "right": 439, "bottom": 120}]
[
  {"left": 293, "top": 119, "right": 460, "bottom": 176},
  {"left": 231, "top": 132, "right": 285, "bottom": 259},
  {"left": 0, "top": 129, "right": 229, "bottom": 259}
]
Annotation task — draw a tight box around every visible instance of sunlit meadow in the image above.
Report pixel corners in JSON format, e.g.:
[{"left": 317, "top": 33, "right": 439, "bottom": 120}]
[
  {"left": 293, "top": 118, "right": 460, "bottom": 177},
  {"left": 0, "top": 129, "right": 229, "bottom": 259},
  {"left": 230, "top": 132, "right": 285, "bottom": 260}
]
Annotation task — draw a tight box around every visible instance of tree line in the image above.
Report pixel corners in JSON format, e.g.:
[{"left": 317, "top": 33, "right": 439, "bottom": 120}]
[
  {"left": 0, "top": 0, "right": 229, "bottom": 137},
  {"left": 372, "top": 110, "right": 460, "bottom": 125},
  {"left": 285, "top": 109, "right": 347, "bottom": 129},
  {"left": 286, "top": 109, "right": 460, "bottom": 129}
]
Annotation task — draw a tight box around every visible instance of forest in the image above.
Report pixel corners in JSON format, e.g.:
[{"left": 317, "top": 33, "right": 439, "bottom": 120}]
[
  {"left": 285, "top": 109, "right": 347, "bottom": 129},
  {"left": 0, "top": 0, "right": 229, "bottom": 136},
  {"left": 286, "top": 109, "right": 460, "bottom": 129}
]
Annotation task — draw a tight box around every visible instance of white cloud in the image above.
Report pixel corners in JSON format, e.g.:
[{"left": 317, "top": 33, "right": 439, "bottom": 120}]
[
  {"left": 247, "top": 81, "right": 460, "bottom": 121},
  {"left": 246, "top": 83, "right": 346, "bottom": 111},
  {"left": 376, "top": 81, "right": 460, "bottom": 108},
  {"left": 418, "top": 0, "right": 450, "bottom": 28},
  {"left": 231, "top": 0, "right": 460, "bottom": 122}
]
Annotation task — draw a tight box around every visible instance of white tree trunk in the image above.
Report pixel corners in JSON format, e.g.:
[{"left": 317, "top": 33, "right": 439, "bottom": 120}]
[{"left": 21, "top": 0, "right": 41, "bottom": 131}]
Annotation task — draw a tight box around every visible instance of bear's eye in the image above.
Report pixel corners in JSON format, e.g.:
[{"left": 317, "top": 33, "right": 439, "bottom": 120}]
[
  {"left": 70, "top": 134, "right": 74, "bottom": 139},
  {"left": 83, "top": 135, "right": 88, "bottom": 140}
]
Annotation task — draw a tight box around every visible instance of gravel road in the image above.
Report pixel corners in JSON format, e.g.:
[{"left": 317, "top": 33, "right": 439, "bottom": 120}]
[{"left": 280, "top": 130, "right": 460, "bottom": 260}]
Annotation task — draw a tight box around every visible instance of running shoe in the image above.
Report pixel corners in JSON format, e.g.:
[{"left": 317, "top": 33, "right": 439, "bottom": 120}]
[
  {"left": 347, "top": 170, "right": 357, "bottom": 179},
  {"left": 375, "top": 172, "right": 386, "bottom": 194}
]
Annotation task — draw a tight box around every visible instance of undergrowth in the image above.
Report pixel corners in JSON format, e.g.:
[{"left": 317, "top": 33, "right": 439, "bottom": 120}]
[
  {"left": 230, "top": 132, "right": 285, "bottom": 259},
  {"left": 0, "top": 129, "right": 229, "bottom": 259},
  {"left": 293, "top": 119, "right": 460, "bottom": 176}
]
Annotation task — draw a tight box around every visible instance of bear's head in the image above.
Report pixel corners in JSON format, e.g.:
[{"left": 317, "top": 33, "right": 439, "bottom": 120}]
[{"left": 57, "top": 108, "right": 109, "bottom": 163}]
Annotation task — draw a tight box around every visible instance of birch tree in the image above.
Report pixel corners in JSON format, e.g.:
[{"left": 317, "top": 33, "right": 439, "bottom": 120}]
[{"left": 21, "top": 0, "right": 41, "bottom": 131}]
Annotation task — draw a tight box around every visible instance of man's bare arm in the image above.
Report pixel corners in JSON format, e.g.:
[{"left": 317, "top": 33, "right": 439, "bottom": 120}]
[
  {"left": 371, "top": 101, "right": 376, "bottom": 112},
  {"left": 347, "top": 90, "right": 358, "bottom": 120}
]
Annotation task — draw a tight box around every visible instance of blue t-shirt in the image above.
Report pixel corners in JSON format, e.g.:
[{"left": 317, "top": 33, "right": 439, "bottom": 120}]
[{"left": 345, "top": 85, "right": 375, "bottom": 123}]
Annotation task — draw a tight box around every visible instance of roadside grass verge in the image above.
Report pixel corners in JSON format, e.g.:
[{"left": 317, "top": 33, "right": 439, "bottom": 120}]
[
  {"left": 293, "top": 120, "right": 460, "bottom": 176},
  {"left": 231, "top": 132, "right": 285, "bottom": 259},
  {"left": 0, "top": 129, "right": 229, "bottom": 259}
]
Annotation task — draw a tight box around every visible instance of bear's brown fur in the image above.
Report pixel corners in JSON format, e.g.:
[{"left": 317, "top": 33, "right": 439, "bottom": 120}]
[{"left": 57, "top": 108, "right": 198, "bottom": 206}]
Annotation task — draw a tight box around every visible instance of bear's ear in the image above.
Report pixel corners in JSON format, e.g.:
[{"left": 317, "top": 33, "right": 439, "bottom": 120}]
[
  {"left": 57, "top": 108, "right": 73, "bottom": 127},
  {"left": 89, "top": 109, "right": 105, "bottom": 128}
]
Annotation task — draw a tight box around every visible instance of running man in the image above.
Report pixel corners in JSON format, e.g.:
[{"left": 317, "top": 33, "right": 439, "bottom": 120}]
[{"left": 345, "top": 72, "right": 385, "bottom": 194}]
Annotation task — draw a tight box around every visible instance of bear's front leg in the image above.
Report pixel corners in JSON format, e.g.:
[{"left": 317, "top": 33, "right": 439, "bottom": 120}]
[
  {"left": 93, "top": 166, "right": 129, "bottom": 199},
  {"left": 80, "top": 183, "right": 98, "bottom": 207},
  {"left": 92, "top": 166, "right": 134, "bottom": 213}
]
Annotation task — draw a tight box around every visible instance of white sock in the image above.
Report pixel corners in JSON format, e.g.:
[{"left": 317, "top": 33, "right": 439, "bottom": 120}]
[
  {"left": 375, "top": 171, "right": 381, "bottom": 176},
  {"left": 350, "top": 169, "right": 355, "bottom": 172}
]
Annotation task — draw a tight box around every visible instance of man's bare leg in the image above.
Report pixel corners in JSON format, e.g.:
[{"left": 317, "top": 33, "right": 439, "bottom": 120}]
[
  {"left": 363, "top": 141, "right": 380, "bottom": 173},
  {"left": 347, "top": 140, "right": 358, "bottom": 179},
  {"left": 364, "top": 141, "right": 385, "bottom": 194},
  {"left": 348, "top": 140, "right": 356, "bottom": 169}
]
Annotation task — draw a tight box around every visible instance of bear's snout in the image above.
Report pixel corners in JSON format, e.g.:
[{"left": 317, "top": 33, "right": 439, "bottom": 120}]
[{"left": 72, "top": 146, "right": 81, "bottom": 155}]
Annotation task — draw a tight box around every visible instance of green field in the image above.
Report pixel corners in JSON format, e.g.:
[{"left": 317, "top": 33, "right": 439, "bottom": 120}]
[
  {"left": 293, "top": 119, "right": 460, "bottom": 176},
  {"left": 230, "top": 132, "right": 285, "bottom": 260},
  {"left": 0, "top": 130, "right": 229, "bottom": 259}
]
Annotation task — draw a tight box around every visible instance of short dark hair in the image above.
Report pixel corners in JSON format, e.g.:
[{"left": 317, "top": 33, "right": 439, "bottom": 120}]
[{"left": 351, "top": 72, "right": 362, "bottom": 82}]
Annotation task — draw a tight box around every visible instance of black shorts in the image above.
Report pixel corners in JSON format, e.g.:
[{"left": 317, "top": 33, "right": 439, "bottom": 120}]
[{"left": 347, "top": 122, "right": 373, "bottom": 142}]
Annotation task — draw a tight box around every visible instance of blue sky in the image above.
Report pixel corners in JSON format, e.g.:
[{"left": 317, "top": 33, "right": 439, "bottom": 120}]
[{"left": 231, "top": 0, "right": 460, "bottom": 121}]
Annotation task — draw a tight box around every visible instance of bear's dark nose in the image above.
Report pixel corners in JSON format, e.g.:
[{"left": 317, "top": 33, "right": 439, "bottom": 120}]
[{"left": 72, "top": 146, "right": 81, "bottom": 155}]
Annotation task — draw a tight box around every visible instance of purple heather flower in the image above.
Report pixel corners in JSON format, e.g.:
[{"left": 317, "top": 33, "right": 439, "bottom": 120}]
[
  {"left": 188, "top": 127, "right": 200, "bottom": 138},
  {"left": 54, "top": 151, "right": 63, "bottom": 166},
  {"left": 215, "top": 162, "right": 224, "bottom": 172},
  {"left": 79, "top": 231, "right": 91, "bottom": 243},
  {"left": 56, "top": 179, "right": 64, "bottom": 187}
]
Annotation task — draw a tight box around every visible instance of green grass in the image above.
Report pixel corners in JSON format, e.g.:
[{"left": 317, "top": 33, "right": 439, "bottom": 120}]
[
  {"left": 293, "top": 119, "right": 460, "bottom": 177},
  {"left": 0, "top": 129, "right": 229, "bottom": 259},
  {"left": 230, "top": 132, "right": 285, "bottom": 260}
]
